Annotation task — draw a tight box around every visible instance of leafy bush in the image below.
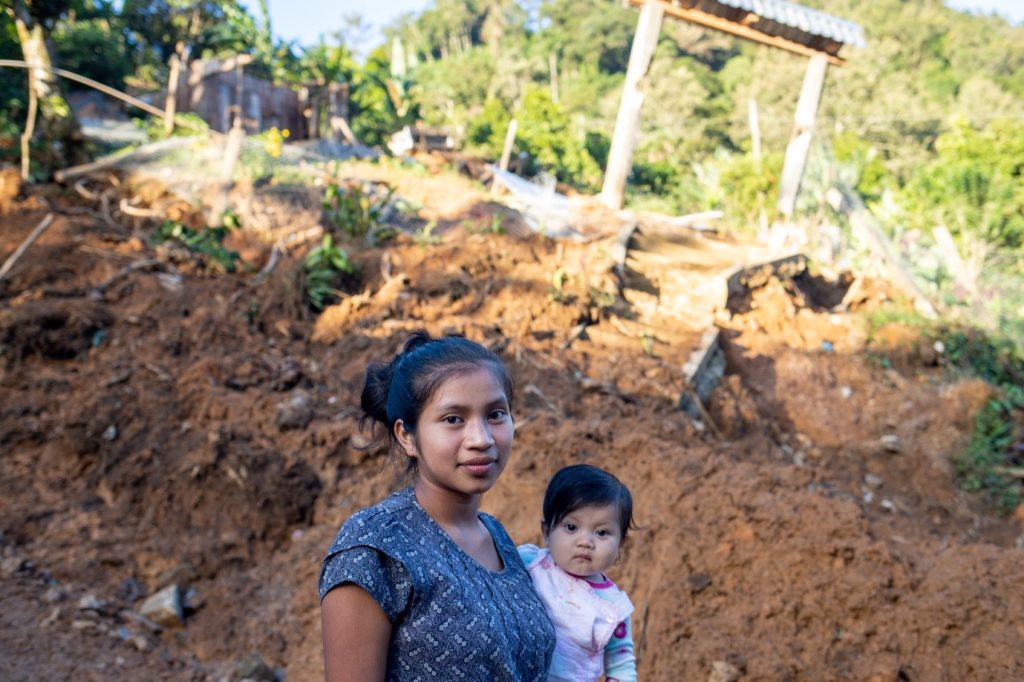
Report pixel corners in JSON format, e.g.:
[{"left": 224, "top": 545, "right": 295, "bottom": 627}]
[
  {"left": 898, "top": 118, "right": 1024, "bottom": 249},
  {"left": 304, "top": 234, "right": 356, "bottom": 310},
  {"left": 152, "top": 220, "right": 240, "bottom": 273},
  {"left": 322, "top": 181, "right": 395, "bottom": 239},
  {"left": 941, "top": 328, "right": 1024, "bottom": 511}
]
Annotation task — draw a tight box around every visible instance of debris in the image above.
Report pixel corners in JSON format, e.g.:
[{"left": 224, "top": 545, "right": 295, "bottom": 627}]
[
  {"left": 139, "top": 584, "right": 184, "bottom": 627},
  {"left": 880, "top": 499, "right": 895, "bottom": 512},
  {"left": 840, "top": 386, "right": 852, "bottom": 399},
  {"left": 1, "top": 556, "right": 25, "bottom": 578},
  {"left": 44, "top": 586, "right": 67, "bottom": 603},
  {"left": 880, "top": 434, "right": 902, "bottom": 453},
  {"left": 102, "top": 425, "right": 119, "bottom": 442},
  {"left": 688, "top": 573, "right": 712, "bottom": 594},
  {"left": 0, "top": 212, "right": 55, "bottom": 283},
  {"left": 276, "top": 390, "right": 314, "bottom": 430},
  {"left": 236, "top": 654, "right": 277, "bottom": 682},
  {"left": 864, "top": 474, "right": 883, "bottom": 489},
  {"left": 77, "top": 594, "right": 106, "bottom": 612},
  {"left": 709, "top": 660, "right": 742, "bottom": 682},
  {"left": 120, "top": 609, "right": 163, "bottom": 633},
  {"left": 40, "top": 607, "right": 61, "bottom": 628}
]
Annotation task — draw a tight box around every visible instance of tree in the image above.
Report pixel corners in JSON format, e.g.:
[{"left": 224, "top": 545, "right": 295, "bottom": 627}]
[{"left": 4, "top": 0, "right": 82, "bottom": 169}]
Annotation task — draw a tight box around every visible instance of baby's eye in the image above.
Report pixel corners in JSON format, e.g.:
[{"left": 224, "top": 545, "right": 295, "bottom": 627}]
[
  {"left": 442, "top": 415, "right": 463, "bottom": 425},
  {"left": 596, "top": 529, "right": 611, "bottom": 537},
  {"left": 564, "top": 523, "right": 577, "bottom": 532}
]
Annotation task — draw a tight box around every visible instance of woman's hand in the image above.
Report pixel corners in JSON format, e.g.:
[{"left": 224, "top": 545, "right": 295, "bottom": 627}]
[{"left": 321, "top": 584, "right": 392, "bottom": 682}]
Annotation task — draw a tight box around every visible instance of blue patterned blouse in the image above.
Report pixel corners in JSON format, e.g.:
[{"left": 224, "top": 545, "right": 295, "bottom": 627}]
[{"left": 319, "top": 487, "right": 556, "bottom": 681}]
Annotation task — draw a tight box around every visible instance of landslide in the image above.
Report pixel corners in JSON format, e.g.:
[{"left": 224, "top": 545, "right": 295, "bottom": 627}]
[{"left": 1, "top": 176, "right": 1022, "bottom": 682}]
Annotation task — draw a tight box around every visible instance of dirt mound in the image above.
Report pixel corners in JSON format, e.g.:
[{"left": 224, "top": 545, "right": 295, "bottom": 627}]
[{"left": 1, "top": 181, "right": 1022, "bottom": 681}]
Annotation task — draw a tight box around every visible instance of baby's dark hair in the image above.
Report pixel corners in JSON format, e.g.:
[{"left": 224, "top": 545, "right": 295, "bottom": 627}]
[
  {"left": 542, "top": 464, "right": 635, "bottom": 540},
  {"left": 360, "top": 331, "right": 513, "bottom": 465}
]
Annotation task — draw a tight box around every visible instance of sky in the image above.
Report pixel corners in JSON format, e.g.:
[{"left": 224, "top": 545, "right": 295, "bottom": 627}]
[{"left": 255, "top": 0, "right": 1023, "bottom": 51}]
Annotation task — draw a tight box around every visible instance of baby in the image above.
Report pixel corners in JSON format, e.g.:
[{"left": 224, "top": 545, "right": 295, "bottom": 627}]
[{"left": 519, "top": 464, "right": 637, "bottom": 682}]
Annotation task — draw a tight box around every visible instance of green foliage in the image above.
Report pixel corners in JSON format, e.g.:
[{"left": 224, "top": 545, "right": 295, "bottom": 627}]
[
  {"left": 940, "top": 327, "right": 1024, "bottom": 510},
  {"left": 899, "top": 118, "right": 1024, "bottom": 248},
  {"left": 514, "top": 87, "right": 602, "bottom": 188},
  {"left": 52, "top": 17, "right": 130, "bottom": 90},
  {"left": 152, "top": 220, "right": 240, "bottom": 273},
  {"left": 322, "top": 181, "right": 395, "bottom": 240},
  {"left": 303, "top": 234, "right": 356, "bottom": 310}
]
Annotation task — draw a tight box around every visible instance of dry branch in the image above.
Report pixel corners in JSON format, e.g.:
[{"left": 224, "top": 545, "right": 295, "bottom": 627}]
[{"left": 0, "top": 212, "right": 54, "bottom": 283}]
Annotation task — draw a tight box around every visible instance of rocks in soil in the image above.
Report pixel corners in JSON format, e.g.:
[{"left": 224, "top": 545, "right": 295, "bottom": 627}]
[
  {"left": 709, "top": 660, "right": 742, "bottom": 682},
  {"left": 275, "top": 390, "right": 313, "bottom": 430},
  {"left": 880, "top": 434, "right": 902, "bottom": 453},
  {"left": 236, "top": 653, "right": 277, "bottom": 681},
  {"left": 139, "top": 584, "right": 184, "bottom": 627}
]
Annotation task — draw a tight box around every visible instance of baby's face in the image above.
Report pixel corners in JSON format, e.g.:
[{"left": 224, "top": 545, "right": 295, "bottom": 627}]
[{"left": 544, "top": 504, "right": 622, "bottom": 579}]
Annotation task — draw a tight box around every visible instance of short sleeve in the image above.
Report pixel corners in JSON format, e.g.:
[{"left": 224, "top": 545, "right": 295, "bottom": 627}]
[{"left": 318, "top": 545, "right": 413, "bottom": 622}]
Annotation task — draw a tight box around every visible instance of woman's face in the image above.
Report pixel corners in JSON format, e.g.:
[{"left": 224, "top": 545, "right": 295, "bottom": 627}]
[{"left": 396, "top": 365, "right": 514, "bottom": 500}]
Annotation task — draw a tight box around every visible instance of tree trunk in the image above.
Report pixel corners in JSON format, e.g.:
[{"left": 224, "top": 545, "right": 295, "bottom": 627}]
[{"left": 9, "top": 1, "right": 82, "bottom": 168}]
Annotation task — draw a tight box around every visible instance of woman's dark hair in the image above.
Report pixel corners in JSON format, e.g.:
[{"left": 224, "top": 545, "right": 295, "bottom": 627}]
[
  {"left": 360, "top": 331, "right": 514, "bottom": 464},
  {"left": 542, "top": 464, "right": 635, "bottom": 540}
]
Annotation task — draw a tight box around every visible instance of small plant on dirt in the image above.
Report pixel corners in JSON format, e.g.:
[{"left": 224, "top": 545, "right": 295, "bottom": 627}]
[
  {"left": 153, "top": 220, "right": 240, "bottom": 273},
  {"left": 304, "top": 234, "right": 356, "bottom": 310},
  {"left": 414, "top": 220, "right": 442, "bottom": 247},
  {"left": 323, "top": 181, "right": 395, "bottom": 239},
  {"left": 940, "top": 328, "right": 1024, "bottom": 511},
  {"left": 549, "top": 268, "right": 572, "bottom": 304}
]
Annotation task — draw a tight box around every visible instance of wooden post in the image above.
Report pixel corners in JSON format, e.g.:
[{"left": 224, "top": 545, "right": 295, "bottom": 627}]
[
  {"left": 163, "top": 43, "right": 183, "bottom": 137},
  {"left": 499, "top": 118, "right": 518, "bottom": 172},
  {"left": 776, "top": 53, "right": 828, "bottom": 217},
  {"left": 232, "top": 56, "right": 246, "bottom": 131},
  {"left": 20, "top": 63, "right": 37, "bottom": 181},
  {"left": 826, "top": 184, "right": 936, "bottom": 318},
  {"left": 600, "top": 0, "right": 664, "bottom": 210},
  {"left": 748, "top": 98, "right": 761, "bottom": 161}
]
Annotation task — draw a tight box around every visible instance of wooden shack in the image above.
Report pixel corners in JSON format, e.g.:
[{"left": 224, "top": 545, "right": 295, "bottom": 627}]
[{"left": 171, "top": 56, "right": 303, "bottom": 135}]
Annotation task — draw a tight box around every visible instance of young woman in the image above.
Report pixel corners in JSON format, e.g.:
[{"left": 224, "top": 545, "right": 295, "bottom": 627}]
[{"left": 319, "top": 332, "right": 555, "bottom": 681}]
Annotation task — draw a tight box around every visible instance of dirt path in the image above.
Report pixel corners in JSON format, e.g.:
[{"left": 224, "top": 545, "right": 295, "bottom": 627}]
[{"left": 1, "top": 176, "right": 1022, "bottom": 681}]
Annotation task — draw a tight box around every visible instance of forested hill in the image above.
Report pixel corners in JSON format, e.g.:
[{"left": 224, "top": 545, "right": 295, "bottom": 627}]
[{"left": 386, "top": 0, "right": 1022, "bottom": 207}]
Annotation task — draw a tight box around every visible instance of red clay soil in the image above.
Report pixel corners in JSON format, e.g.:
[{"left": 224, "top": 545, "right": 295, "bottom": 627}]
[{"left": 1, "top": 180, "right": 1022, "bottom": 682}]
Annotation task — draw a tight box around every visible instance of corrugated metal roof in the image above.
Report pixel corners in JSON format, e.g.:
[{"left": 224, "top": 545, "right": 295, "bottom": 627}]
[{"left": 711, "top": 0, "right": 866, "bottom": 48}]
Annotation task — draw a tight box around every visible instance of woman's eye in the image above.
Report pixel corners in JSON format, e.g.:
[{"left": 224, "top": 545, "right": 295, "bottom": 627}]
[{"left": 488, "top": 409, "right": 508, "bottom": 421}]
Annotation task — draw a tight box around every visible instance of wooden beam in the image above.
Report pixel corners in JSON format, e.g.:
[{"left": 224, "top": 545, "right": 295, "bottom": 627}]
[
  {"left": 600, "top": 0, "right": 665, "bottom": 210},
  {"left": 626, "top": 1, "right": 844, "bottom": 66},
  {"left": 776, "top": 53, "right": 828, "bottom": 217}
]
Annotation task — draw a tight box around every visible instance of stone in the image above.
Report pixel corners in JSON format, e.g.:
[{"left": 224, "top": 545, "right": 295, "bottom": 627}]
[
  {"left": 43, "top": 585, "right": 66, "bottom": 602},
  {"left": 1, "top": 556, "right": 25, "bottom": 578},
  {"left": 139, "top": 584, "right": 183, "bottom": 627},
  {"left": 236, "top": 654, "right": 277, "bottom": 682},
  {"left": 275, "top": 391, "right": 313, "bottom": 430},
  {"left": 688, "top": 573, "right": 712, "bottom": 594},
  {"left": 709, "top": 660, "right": 742, "bottom": 682},
  {"left": 880, "top": 434, "right": 902, "bottom": 453},
  {"left": 77, "top": 594, "right": 106, "bottom": 611},
  {"left": 864, "top": 474, "right": 883, "bottom": 489}
]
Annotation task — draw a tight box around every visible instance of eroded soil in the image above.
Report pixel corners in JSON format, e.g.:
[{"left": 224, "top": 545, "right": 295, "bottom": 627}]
[{"left": 1, "top": 172, "right": 1022, "bottom": 682}]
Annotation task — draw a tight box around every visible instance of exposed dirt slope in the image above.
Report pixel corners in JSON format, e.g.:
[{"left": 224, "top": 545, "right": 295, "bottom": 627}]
[{"left": 1, "top": 177, "right": 1022, "bottom": 682}]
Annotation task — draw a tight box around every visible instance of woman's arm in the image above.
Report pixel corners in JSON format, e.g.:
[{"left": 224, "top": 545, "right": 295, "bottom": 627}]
[{"left": 322, "top": 584, "right": 392, "bottom": 682}]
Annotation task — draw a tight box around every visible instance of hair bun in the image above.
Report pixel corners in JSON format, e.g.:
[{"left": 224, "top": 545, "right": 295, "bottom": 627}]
[{"left": 360, "top": 360, "right": 393, "bottom": 425}]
